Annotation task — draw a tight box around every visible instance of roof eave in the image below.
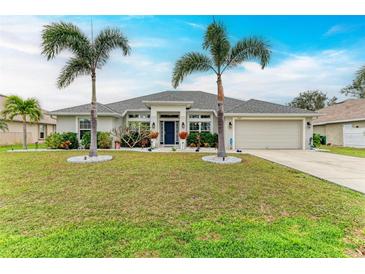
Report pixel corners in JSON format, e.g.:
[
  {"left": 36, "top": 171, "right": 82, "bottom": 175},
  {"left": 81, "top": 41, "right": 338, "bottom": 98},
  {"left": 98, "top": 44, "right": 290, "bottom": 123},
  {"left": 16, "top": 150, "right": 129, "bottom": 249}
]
[
  {"left": 313, "top": 117, "right": 365, "bottom": 126},
  {"left": 225, "top": 113, "right": 319, "bottom": 117},
  {"left": 50, "top": 112, "right": 122, "bottom": 117}
]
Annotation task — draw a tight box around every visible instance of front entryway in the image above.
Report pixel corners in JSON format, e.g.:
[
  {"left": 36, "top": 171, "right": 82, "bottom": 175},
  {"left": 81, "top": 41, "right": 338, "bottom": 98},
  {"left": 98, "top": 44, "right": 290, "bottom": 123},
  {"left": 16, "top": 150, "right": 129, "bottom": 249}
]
[{"left": 164, "top": 121, "right": 175, "bottom": 145}]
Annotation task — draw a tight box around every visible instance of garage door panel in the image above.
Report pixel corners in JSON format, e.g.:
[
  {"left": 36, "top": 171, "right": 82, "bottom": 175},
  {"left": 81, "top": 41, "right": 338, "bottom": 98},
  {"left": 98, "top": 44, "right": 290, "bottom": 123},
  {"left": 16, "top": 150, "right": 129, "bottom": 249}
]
[{"left": 235, "top": 120, "right": 302, "bottom": 149}]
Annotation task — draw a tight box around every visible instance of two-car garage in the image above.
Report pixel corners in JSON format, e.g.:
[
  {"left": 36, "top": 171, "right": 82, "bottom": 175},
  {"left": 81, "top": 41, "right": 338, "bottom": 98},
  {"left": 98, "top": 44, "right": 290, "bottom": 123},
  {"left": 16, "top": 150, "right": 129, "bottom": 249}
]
[{"left": 234, "top": 119, "right": 304, "bottom": 149}]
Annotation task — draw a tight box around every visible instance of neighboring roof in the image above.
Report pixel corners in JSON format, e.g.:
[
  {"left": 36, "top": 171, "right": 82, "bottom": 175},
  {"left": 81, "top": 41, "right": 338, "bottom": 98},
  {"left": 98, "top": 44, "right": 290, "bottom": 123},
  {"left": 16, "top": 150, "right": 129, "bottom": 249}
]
[
  {"left": 226, "top": 99, "right": 314, "bottom": 114},
  {"left": 51, "top": 90, "right": 315, "bottom": 116},
  {"left": 313, "top": 99, "right": 365, "bottom": 125}
]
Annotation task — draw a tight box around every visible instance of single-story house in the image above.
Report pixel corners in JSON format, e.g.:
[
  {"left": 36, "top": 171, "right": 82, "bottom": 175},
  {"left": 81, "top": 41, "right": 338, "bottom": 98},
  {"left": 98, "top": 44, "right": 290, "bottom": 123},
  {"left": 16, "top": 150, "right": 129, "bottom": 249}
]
[
  {"left": 0, "top": 94, "right": 57, "bottom": 145},
  {"left": 51, "top": 90, "right": 317, "bottom": 150},
  {"left": 313, "top": 99, "right": 365, "bottom": 147}
]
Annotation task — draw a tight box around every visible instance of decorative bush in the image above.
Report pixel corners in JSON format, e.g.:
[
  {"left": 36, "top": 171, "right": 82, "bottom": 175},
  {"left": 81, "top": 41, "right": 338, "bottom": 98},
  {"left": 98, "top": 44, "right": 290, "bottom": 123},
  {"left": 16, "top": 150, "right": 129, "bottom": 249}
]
[
  {"left": 81, "top": 132, "right": 91, "bottom": 149},
  {"left": 187, "top": 132, "right": 218, "bottom": 147},
  {"left": 312, "top": 133, "right": 321, "bottom": 148},
  {"left": 81, "top": 131, "right": 112, "bottom": 149},
  {"left": 61, "top": 132, "right": 79, "bottom": 149},
  {"left": 45, "top": 132, "right": 78, "bottom": 149},
  {"left": 45, "top": 132, "right": 63, "bottom": 149},
  {"left": 149, "top": 131, "right": 159, "bottom": 139},
  {"left": 178, "top": 131, "right": 188, "bottom": 140}
]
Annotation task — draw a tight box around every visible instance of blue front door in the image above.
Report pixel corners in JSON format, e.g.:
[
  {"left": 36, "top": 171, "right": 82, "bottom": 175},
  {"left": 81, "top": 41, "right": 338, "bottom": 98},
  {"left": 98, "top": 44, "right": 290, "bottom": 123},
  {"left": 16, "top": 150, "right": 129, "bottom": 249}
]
[{"left": 164, "top": 121, "right": 175, "bottom": 145}]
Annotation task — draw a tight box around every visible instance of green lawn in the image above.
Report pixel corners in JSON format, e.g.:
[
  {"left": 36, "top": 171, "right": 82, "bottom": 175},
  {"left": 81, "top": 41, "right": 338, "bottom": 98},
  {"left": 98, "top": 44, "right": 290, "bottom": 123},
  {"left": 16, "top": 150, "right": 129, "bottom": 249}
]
[
  {"left": 0, "top": 143, "right": 47, "bottom": 152},
  {"left": 320, "top": 145, "right": 365, "bottom": 158},
  {"left": 0, "top": 151, "right": 364, "bottom": 258}
]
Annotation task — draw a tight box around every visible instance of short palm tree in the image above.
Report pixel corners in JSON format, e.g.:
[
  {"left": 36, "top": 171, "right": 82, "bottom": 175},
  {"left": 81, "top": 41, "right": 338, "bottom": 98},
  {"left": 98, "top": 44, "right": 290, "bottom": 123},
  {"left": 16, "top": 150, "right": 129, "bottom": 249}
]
[
  {"left": 0, "top": 119, "right": 8, "bottom": 132},
  {"left": 2, "top": 96, "right": 42, "bottom": 149},
  {"left": 41, "top": 22, "right": 130, "bottom": 157},
  {"left": 172, "top": 21, "right": 271, "bottom": 157}
]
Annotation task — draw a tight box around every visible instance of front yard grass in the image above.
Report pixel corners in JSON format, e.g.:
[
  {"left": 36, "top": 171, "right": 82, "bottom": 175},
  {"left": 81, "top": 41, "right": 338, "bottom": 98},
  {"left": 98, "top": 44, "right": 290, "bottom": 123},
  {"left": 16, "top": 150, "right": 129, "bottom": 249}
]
[
  {"left": 320, "top": 145, "right": 365, "bottom": 158},
  {"left": 0, "top": 151, "right": 364, "bottom": 257},
  {"left": 0, "top": 143, "right": 47, "bottom": 152}
]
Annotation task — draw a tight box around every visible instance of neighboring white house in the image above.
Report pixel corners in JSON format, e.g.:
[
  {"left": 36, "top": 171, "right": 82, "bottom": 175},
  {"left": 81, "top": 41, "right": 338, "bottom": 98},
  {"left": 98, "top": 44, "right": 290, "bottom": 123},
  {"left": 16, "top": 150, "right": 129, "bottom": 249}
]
[
  {"left": 51, "top": 90, "right": 317, "bottom": 150},
  {"left": 313, "top": 99, "right": 365, "bottom": 147}
]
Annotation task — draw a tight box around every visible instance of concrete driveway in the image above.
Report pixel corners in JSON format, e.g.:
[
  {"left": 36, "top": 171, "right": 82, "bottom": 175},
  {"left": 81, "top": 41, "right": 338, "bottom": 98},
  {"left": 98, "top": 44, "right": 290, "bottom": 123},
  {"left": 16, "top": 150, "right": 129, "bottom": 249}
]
[{"left": 248, "top": 150, "right": 365, "bottom": 194}]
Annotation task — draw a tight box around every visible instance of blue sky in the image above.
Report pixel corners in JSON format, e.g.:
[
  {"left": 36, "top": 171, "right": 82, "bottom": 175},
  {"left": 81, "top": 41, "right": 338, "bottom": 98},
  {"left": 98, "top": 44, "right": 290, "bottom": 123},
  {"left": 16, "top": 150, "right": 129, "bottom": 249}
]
[{"left": 0, "top": 15, "right": 364, "bottom": 109}]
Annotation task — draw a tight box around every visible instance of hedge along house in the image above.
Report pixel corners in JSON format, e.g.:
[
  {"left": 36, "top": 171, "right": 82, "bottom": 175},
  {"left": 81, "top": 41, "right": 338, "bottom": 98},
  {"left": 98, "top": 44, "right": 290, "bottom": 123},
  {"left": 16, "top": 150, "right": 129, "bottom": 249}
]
[{"left": 51, "top": 90, "right": 317, "bottom": 150}]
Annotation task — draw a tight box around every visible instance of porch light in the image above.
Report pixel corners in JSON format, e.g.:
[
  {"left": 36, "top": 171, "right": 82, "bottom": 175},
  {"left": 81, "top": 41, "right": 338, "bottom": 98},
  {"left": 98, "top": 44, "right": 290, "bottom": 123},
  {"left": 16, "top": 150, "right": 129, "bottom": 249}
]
[
  {"left": 152, "top": 122, "right": 155, "bottom": 129},
  {"left": 307, "top": 121, "right": 311, "bottom": 128},
  {"left": 181, "top": 122, "right": 185, "bottom": 129},
  {"left": 228, "top": 121, "right": 233, "bottom": 129}
]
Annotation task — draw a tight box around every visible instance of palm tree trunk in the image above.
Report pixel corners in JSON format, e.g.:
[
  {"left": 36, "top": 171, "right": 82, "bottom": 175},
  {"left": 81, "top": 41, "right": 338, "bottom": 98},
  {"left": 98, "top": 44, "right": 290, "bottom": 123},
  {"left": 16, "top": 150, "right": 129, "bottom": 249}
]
[
  {"left": 217, "top": 75, "right": 226, "bottom": 158},
  {"left": 89, "top": 71, "right": 98, "bottom": 157},
  {"left": 22, "top": 116, "right": 27, "bottom": 150}
]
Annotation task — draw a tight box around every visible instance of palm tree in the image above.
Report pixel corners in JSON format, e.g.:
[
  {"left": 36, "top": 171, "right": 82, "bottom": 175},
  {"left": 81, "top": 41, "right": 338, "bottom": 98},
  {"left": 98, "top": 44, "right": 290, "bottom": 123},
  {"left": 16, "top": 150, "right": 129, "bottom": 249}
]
[
  {"left": 341, "top": 65, "right": 365, "bottom": 98},
  {"left": 0, "top": 119, "right": 8, "bottom": 132},
  {"left": 2, "top": 96, "right": 42, "bottom": 149},
  {"left": 172, "top": 21, "right": 271, "bottom": 157},
  {"left": 41, "top": 22, "right": 130, "bottom": 157}
]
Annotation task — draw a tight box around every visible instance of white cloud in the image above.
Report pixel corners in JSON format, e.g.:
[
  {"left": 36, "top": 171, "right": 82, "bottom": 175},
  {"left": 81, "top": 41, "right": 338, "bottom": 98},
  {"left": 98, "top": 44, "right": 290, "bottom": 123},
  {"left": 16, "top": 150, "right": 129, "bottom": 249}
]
[
  {"left": 324, "top": 24, "right": 358, "bottom": 36},
  {"left": 185, "top": 22, "right": 205, "bottom": 30},
  {"left": 0, "top": 16, "right": 363, "bottom": 111},
  {"left": 177, "top": 50, "right": 361, "bottom": 104}
]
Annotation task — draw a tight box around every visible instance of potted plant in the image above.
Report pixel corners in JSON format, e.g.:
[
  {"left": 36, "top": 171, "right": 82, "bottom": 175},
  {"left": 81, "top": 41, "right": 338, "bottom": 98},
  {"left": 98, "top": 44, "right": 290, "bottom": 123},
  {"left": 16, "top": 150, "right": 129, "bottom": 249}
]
[
  {"left": 114, "top": 140, "right": 121, "bottom": 150},
  {"left": 149, "top": 131, "right": 159, "bottom": 149},
  {"left": 178, "top": 131, "right": 188, "bottom": 150}
]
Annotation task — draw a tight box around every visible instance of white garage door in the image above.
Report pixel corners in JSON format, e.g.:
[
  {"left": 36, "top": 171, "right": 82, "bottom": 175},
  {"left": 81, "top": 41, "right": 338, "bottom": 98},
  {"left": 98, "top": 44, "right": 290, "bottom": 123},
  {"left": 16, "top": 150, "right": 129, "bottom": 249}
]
[{"left": 235, "top": 120, "right": 302, "bottom": 149}]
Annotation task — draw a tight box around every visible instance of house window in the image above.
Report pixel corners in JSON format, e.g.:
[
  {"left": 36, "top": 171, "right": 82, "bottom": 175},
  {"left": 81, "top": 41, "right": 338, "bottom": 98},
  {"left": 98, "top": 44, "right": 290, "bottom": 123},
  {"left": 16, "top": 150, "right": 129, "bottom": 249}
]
[
  {"left": 189, "top": 122, "right": 200, "bottom": 132},
  {"left": 140, "top": 114, "right": 150, "bottom": 119},
  {"left": 189, "top": 122, "right": 211, "bottom": 133},
  {"left": 201, "top": 122, "right": 211, "bottom": 132},
  {"left": 39, "top": 124, "right": 46, "bottom": 139},
  {"left": 200, "top": 114, "right": 210, "bottom": 119},
  {"left": 189, "top": 114, "right": 199, "bottom": 119},
  {"left": 128, "top": 114, "right": 139, "bottom": 118},
  {"left": 128, "top": 121, "right": 150, "bottom": 132},
  {"left": 79, "top": 118, "right": 91, "bottom": 140}
]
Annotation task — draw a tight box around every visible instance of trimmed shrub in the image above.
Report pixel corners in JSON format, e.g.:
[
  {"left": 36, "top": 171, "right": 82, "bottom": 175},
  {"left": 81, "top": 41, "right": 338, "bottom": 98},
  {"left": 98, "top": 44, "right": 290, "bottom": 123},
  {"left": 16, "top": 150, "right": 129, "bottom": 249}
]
[
  {"left": 46, "top": 132, "right": 79, "bottom": 149},
  {"left": 312, "top": 133, "right": 321, "bottom": 148},
  {"left": 61, "top": 132, "right": 79, "bottom": 149},
  {"left": 98, "top": 132, "right": 112, "bottom": 149},
  {"left": 45, "top": 132, "right": 63, "bottom": 149},
  {"left": 81, "top": 131, "right": 112, "bottom": 149},
  {"left": 187, "top": 132, "right": 218, "bottom": 147},
  {"left": 81, "top": 132, "right": 91, "bottom": 149}
]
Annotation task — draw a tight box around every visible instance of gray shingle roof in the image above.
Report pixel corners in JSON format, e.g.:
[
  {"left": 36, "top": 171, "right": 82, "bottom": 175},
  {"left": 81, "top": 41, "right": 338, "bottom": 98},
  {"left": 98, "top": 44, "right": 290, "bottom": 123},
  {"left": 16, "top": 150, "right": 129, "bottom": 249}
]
[
  {"left": 51, "top": 102, "right": 120, "bottom": 115},
  {"left": 105, "top": 90, "right": 244, "bottom": 113},
  {"left": 226, "top": 99, "right": 314, "bottom": 114},
  {"left": 51, "top": 91, "right": 314, "bottom": 115}
]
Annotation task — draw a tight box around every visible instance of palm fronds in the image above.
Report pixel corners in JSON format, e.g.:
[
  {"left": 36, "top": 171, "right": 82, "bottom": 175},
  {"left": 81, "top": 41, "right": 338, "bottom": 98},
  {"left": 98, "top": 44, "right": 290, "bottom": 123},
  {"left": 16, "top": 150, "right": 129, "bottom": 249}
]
[
  {"left": 172, "top": 52, "right": 214, "bottom": 88},
  {"left": 2, "top": 95, "right": 42, "bottom": 122}
]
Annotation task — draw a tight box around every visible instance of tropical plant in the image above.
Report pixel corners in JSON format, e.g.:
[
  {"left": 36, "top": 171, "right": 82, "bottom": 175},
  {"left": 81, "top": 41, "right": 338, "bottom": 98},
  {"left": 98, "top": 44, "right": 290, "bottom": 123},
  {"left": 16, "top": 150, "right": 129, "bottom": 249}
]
[
  {"left": 112, "top": 125, "right": 150, "bottom": 148},
  {"left": 97, "top": 132, "right": 112, "bottom": 149},
  {"left": 187, "top": 132, "right": 218, "bottom": 148},
  {"left": 45, "top": 132, "right": 63, "bottom": 149},
  {"left": 2, "top": 95, "right": 42, "bottom": 149},
  {"left": 341, "top": 66, "right": 365, "bottom": 98},
  {"left": 288, "top": 90, "right": 337, "bottom": 111},
  {"left": 0, "top": 119, "right": 8, "bottom": 132},
  {"left": 172, "top": 21, "right": 270, "bottom": 157},
  {"left": 41, "top": 22, "right": 130, "bottom": 157}
]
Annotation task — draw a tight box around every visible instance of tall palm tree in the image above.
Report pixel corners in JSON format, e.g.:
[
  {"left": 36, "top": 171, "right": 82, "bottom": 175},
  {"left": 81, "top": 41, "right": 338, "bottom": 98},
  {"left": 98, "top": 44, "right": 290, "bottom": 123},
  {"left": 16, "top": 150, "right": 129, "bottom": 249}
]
[
  {"left": 41, "top": 22, "right": 130, "bottom": 157},
  {"left": 172, "top": 21, "right": 271, "bottom": 157},
  {"left": 0, "top": 119, "right": 8, "bottom": 132},
  {"left": 2, "top": 96, "right": 42, "bottom": 149}
]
